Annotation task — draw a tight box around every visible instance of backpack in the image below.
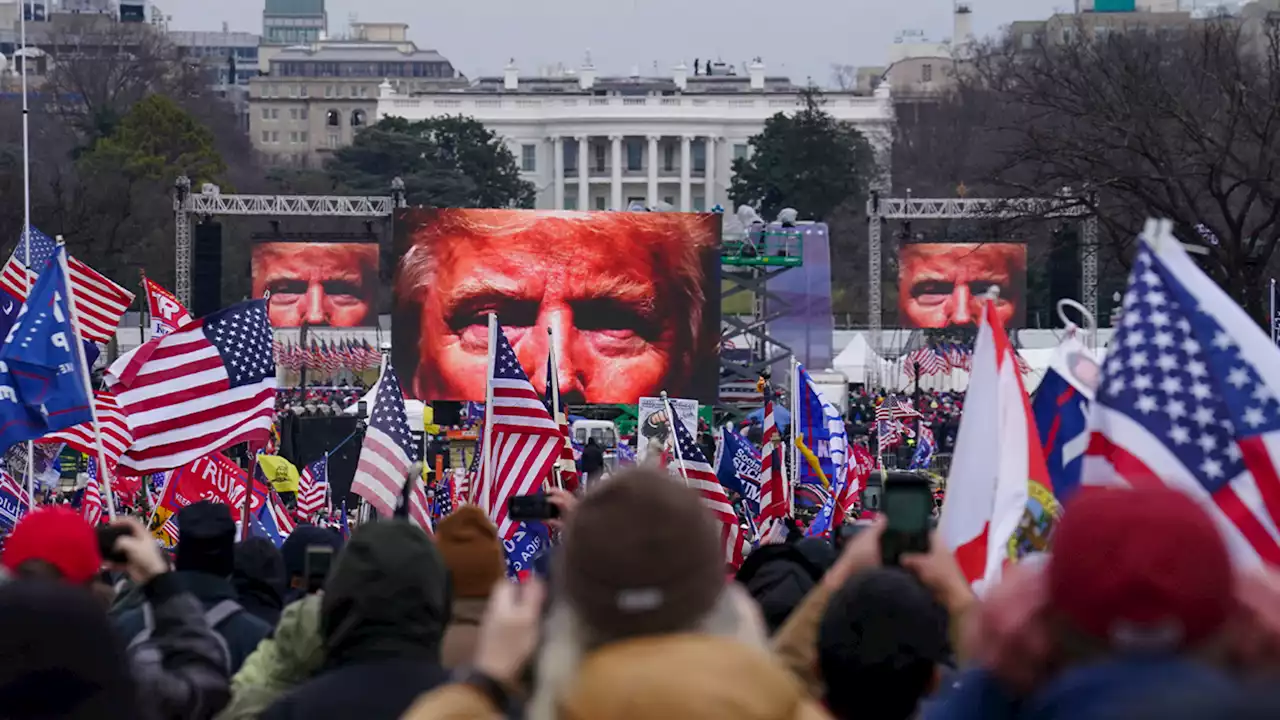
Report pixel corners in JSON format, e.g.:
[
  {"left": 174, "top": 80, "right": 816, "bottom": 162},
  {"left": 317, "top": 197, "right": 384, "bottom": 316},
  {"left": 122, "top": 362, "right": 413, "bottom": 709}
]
[{"left": 127, "top": 599, "right": 242, "bottom": 675}]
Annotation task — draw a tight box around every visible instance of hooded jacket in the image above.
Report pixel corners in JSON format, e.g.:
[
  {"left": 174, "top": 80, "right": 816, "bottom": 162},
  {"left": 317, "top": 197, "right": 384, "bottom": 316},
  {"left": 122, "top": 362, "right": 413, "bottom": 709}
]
[
  {"left": 215, "top": 595, "right": 324, "bottom": 720},
  {"left": 260, "top": 520, "right": 451, "bottom": 720}
]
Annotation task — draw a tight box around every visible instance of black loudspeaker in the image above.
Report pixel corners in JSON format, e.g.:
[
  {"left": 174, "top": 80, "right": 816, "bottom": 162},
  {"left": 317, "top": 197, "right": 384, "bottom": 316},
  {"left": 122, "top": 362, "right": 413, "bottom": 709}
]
[
  {"left": 192, "top": 221, "right": 223, "bottom": 318},
  {"left": 431, "top": 401, "right": 462, "bottom": 427},
  {"left": 1048, "top": 226, "right": 1081, "bottom": 328},
  {"left": 281, "top": 415, "right": 362, "bottom": 501}
]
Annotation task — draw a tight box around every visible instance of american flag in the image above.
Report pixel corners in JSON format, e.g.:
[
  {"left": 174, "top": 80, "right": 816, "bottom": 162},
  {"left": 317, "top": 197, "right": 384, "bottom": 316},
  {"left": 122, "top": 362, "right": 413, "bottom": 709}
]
[
  {"left": 667, "top": 404, "right": 747, "bottom": 568},
  {"left": 1085, "top": 229, "right": 1280, "bottom": 567},
  {"left": 904, "top": 346, "right": 947, "bottom": 378},
  {"left": 875, "top": 395, "right": 922, "bottom": 422},
  {"left": 756, "top": 398, "right": 790, "bottom": 543},
  {"left": 462, "top": 432, "right": 482, "bottom": 504},
  {"left": 42, "top": 390, "right": 132, "bottom": 475},
  {"left": 104, "top": 299, "right": 277, "bottom": 475},
  {"left": 545, "top": 352, "right": 578, "bottom": 491},
  {"left": 1, "top": 228, "right": 133, "bottom": 344},
  {"left": 407, "top": 470, "right": 433, "bottom": 534},
  {"left": 433, "top": 470, "right": 455, "bottom": 520},
  {"left": 82, "top": 457, "right": 104, "bottom": 526},
  {"left": 478, "top": 322, "right": 562, "bottom": 540},
  {"left": 351, "top": 364, "right": 430, "bottom": 531},
  {"left": 295, "top": 456, "right": 328, "bottom": 521},
  {"left": 943, "top": 342, "right": 973, "bottom": 372}
]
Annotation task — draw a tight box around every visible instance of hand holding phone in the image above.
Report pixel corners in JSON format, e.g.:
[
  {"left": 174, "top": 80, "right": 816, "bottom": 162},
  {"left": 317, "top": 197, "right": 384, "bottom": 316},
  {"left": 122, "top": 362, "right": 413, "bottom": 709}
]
[
  {"left": 97, "top": 525, "right": 131, "bottom": 564},
  {"left": 508, "top": 494, "right": 561, "bottom": 522},
  {"left": 880, "top": 472, "right": 934, "bottom": 566},
  {"left": 304, "top": 546, "right": 334, "bottom": 594}
]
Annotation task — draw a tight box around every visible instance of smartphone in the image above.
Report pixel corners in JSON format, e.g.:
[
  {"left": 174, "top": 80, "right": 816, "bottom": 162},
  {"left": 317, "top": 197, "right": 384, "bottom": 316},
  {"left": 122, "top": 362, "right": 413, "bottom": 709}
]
[
  {"left": 508, "top": 494, "right": 560, "bottom": 522},
  {"left": 96, "top": 525, "right": 131, "bottom": 564},
  {"left": 304, "top": 546, "right": 334, "bottom": 593},
  {"left": 880, "top": 472, "right": 934, "bottom": 566}
]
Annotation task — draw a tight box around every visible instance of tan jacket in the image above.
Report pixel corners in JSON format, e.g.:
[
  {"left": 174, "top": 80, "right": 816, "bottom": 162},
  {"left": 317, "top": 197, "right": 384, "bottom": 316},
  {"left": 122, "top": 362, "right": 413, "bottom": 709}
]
[
  {"left": 442, "top": 597, "right": 487, "bottom": 670},
  {"left": 404, "top": 634, "right": 831, "bottom": 720}
]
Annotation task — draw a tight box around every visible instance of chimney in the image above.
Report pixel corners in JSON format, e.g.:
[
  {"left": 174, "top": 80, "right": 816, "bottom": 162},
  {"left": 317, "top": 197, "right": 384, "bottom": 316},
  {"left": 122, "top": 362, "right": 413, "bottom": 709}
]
[
  {"left": 504, "top": 59, "right": 518, "bottom": 90},
  {"left": 748, "top": 58, "right": 765, "bottom": 90},
  {"left": 673, "top": 61, "right": 688, "bottom": 90},
  {"left": 953, "top": 3, "right": 974, "bottom": 50},
  {"left": 579, "top": 53, "right": 596, "bottom": 90}
]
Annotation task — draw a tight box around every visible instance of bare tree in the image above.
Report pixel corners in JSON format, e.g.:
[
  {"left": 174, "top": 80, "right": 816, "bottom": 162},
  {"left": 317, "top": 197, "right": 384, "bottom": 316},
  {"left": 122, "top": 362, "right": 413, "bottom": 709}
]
[
  {"left": 830, "top": 63, "right": 858, "bottom": 91},
  {"left": 955, "top": 18, "right": 1280, "bottom": 318}
]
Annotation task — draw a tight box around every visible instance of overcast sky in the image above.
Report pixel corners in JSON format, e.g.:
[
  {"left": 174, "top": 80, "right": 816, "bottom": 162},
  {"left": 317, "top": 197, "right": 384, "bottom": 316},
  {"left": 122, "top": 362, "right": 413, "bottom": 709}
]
[{"left": 164, "top": 0, "right": 1067, "bottom": 84}]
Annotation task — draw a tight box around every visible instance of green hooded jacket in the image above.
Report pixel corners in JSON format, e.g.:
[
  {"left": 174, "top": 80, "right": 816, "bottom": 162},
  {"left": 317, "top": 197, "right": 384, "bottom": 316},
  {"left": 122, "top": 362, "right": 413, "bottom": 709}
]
[{"left": 215, "top": 594, "right": 324, "bottom": 720}]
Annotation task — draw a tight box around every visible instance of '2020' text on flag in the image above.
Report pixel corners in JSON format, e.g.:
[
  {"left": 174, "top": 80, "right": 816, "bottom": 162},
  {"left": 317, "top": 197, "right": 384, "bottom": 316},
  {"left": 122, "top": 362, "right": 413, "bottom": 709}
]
[{"left": 940, "top": 297, "right": 1047, "bottom": 593}]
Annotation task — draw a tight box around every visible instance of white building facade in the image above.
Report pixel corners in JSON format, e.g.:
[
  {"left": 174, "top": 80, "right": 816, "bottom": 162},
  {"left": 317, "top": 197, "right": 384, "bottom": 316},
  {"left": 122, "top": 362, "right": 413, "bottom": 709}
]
[{"left": 375, "top": 61, "right": 894, "bottom": 212}]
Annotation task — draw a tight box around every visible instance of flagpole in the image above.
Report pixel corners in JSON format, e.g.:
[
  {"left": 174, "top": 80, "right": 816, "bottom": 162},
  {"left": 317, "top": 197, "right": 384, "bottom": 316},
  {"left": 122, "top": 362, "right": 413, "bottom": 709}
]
[
  {"left": 547, "top": 325, "right": 564, "bottom": 490},
  {"left": 480, "top": 313, "right": 497, "bottom": 514},
  {"left": 56, "top": 244, "right": 117, "bottom": 520},
  {"left": 660, "top": 391, "right": 692, "bottom": 489},
  {"left": 789, "top": 356, "right": 799, "bottom": 518},
  {"left": 17, "top": 0, "right": 38, "bottom": 509},
  {"left": 1271, "top": 278, "right": 1276, "bottom": 345},
  {"left": 323, "top": 450, "right": 332, "bottom": 517}
]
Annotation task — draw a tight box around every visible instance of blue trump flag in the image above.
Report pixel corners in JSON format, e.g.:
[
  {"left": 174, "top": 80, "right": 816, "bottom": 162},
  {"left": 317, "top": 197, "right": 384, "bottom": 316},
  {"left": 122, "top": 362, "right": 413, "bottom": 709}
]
[
  {"left": 714, "top": 425, "right": 762, "bottom": 516},
  {"left": 504, "top": 520, "right": 549, "bottom": 579},
  {"left": 794, "top": 364, "right": 834, "bottom": 488},
  {"left": 0, "top": 246, "right": 93, "bottom": 451},
  {"left": 1031, "top": 336, "right": 1098, "bottom": 504}
]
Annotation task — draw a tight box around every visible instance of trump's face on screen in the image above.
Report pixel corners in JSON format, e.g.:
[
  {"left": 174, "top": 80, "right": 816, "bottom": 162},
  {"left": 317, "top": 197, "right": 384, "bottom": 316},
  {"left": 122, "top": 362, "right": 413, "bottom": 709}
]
[
  {"left": 897, "top": 243, "right": 1026, "bottom": 328},
  {"left": 252, "top": 242, "right": 379, "bottom": 328},
  {"left": 393, "top": 209, "right": 720, "bottom": 404}
]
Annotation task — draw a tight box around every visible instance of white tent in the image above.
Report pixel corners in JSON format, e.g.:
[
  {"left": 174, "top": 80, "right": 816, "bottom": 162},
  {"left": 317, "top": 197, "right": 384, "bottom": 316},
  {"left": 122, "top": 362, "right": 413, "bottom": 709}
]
[{"left": 831, "top": 333, "right": 897, "bottom": 385}]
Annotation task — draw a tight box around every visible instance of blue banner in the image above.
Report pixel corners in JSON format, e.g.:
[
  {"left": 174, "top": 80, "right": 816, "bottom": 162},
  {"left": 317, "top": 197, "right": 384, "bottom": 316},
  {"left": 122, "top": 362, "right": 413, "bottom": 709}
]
[
  {"left": 714, "top": 425, "right": 762, "bottom": 516},
  {"left": 1032, "top": 366, "right": 1091, "bottom": 503},
  {"left": 504, "top": 521, "right": 549, "bottom": 578},
  {"left": 795, "top": 364, "right": 833, "bottom": 488}
]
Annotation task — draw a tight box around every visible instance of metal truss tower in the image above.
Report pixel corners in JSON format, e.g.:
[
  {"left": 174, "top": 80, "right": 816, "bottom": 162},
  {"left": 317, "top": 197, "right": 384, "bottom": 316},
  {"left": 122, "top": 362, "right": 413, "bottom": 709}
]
[
  {"left": 865, "top": 195, "right": 1098, "bottom": 384},
  {"left": 172, "top": 176, "right": 406, "bottom": 307}
]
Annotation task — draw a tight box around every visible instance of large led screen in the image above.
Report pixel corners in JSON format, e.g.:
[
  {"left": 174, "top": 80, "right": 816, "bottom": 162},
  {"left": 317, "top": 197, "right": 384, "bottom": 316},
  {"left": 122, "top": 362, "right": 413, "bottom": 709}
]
[
  {"left": 393, "top": 209, "right": 722, "bottom": 404},
  {"left": 897, "top": 243, "right": 1027, "bottom": 328},
  {"left": 252, "top": 241, "right": 380, "bottom": 328}
]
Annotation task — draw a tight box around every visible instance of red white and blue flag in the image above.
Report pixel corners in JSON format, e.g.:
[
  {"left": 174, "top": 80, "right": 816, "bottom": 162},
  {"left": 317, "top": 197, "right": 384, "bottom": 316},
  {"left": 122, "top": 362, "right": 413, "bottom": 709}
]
[
  {"left": 296, "top": 456, "right": 328, "bottom": 522},
  {"left": 478, "top": 322, "right": 562, "bottom": 540},
  {"left": 351, "top": 363, "right": 431, "bottom": 533},
  {"left": 755, "top": 398, "right": 790, "bottom": 544},
  {"left": 1085, "top": 221, "right": 1280, "bottom": 568},
  {"left": 82, "top": 457, "right": 105, "bottom": 527},
  {"left": 667, "top": 405, "right": 747, "bottom": 569}
]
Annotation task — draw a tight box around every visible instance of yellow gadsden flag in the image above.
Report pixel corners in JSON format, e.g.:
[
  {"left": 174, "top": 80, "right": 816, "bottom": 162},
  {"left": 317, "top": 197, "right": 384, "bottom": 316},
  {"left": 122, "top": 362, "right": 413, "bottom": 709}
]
[{"left": 257, "top": 455, "right": 300, "bottom": 494}]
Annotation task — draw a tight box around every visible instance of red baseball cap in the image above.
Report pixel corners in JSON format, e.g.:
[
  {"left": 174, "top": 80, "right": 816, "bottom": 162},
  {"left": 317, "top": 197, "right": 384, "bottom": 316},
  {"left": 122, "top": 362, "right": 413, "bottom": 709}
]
[
  {"left": 1049, "top": 486, "right": 1233, "bottom": 652},
  {"left": 2, "top": 507, "right": 102, "bottom": 586}
]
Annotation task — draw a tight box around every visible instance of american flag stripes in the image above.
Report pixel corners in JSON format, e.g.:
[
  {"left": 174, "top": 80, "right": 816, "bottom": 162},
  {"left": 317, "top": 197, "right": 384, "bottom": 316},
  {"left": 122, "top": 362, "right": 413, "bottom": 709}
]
[
  {"left": 296, "top": 456, "right": 328, "bottom": 521},
  {"left": 0, "top": 228, "right": 133, "bottom": 344},
  {"left": 82, "top": 457, "right": 104, "bottom": 527},
  {"left": 42, "top": 391, "right": 132, "bottom": 474},
  {"left": 104, "top": 299, "right": 278, "bottom": 475},
  {"left": 545, "top": 351, "right": 578, "bottom": 490},
  {"left": 667, "top": 403, "right": 747, "bottom": 568},
  {"left": 433, "top": 471, "right": 455, "bottom": 520},
  {"left": 351, "top": 363, "right": 420, "bottom": 521},
  {"left": 1085, "top": 225, "right": 1280, "bottom": 568},
  {"left": 478, "top": 321, "right": 562, "bottom": 540},
  {"left": 756, "top": 398, "right": 790, "bottom": 543}
]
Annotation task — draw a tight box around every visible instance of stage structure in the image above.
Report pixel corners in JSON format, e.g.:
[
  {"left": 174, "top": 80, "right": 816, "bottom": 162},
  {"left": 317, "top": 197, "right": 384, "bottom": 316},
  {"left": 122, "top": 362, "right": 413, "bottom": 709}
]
[
  {"left": 866, "top": 194, "right": 1098, "bottom": 384},
  {"left": 171, "top": 175, "right": 407, "bottom": 308},
  {"left": 719, "top": 224, "right": 805, "bottom": 412}
]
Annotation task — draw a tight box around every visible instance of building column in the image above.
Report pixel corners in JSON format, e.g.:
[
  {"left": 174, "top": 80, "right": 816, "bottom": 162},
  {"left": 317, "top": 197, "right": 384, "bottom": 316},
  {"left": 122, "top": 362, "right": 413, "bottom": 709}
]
[
  {"left": 610, "top": 135, "right": 623, "bottom": 210},
  {"left": 680, "top": 134, "right": 693, "bottom": 211},
  {"left": 576, "top": 135, "right": 589, "bottom": 210},
  {"left": 704, "top": 136, "right": 717, "bottom": 211},
  {"left": 552, "top": 136, "right": 565, "bottom": 210},
  {"left": 646, "top": 135, "right": 660, "bottom": 207}
]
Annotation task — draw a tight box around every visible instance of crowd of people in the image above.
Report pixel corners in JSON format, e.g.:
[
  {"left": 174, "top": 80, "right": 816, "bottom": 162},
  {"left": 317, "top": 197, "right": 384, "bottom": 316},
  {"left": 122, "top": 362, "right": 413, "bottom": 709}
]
[{"left": 3, "top": 463, "right": 1279, "bottom": 719}]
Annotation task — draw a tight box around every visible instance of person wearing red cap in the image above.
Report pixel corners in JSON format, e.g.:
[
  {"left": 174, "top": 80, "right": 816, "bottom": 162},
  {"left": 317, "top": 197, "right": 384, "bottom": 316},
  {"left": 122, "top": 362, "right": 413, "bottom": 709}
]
[
  {"left": 2, "top": 506, "right": 103, "bottom": 586},
  {"left": 926, "top": 486, "right": 1247, "bottom": 720}
]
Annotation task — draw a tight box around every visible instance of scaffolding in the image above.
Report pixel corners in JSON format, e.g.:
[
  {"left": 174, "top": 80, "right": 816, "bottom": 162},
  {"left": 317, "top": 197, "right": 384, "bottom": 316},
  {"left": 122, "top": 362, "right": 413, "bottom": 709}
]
[{"left": 865, "top": 194, "right": 1098, "bottom": 386}]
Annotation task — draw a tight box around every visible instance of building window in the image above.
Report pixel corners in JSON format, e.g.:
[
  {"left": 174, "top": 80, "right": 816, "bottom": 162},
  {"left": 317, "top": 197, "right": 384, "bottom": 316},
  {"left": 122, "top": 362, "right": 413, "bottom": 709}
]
[
  {"left": 288, "top": 85, "right": 298, "bottom": 98},
  {"left": 733, "top": 143, "right": 749, "bottom": 161},
  {"left": 521, "top": 144, "right": 537, "bottom": 172},
  {"left": 351, "top": 109, "right": 366, "bottom": 127},
  {"left": 300, "top": 108, "right": 309, "bottom": 120},
  {"left": 261, "top": 108, "right": 270, "bottom": 120},
  {"left": 270, "top": 131, "right": 279, "bottom": 143},
  {"left": 349, "top": 85, "right": 359, "bottom": 98},
  {"left": 300, "top": 85, "right": 309, "bottom": 98},
  {"left": 1021, "top": 33, "right": 1034, "bottom": 50},
  {"left": 299, "top": 131, "right": 308, "bottom": 143},
  {"left": 564, "top": 195, "right": 578, "bottom": 211},
  {"left": 692, "top": 141, "right": 706, "bottom": 173},
  {"left": 327, "top": 110, "right": 341, "bottom": 127},
  {"left": 693, "top": 195, "right": 705, "bottom": 211},
  {"left": 359, "top": 85, "right": 370, "bottom": 97},
  {"left": 290, "top": 108, "right": 299, "bottom": 120},
  {"left": 663, "top": 145, "right": 675, "bottom": 172},
  {"left": 327, "top": 133, "right": 339, "bottom": 149},
  {"left": 563, "top": 139, "right": 578, "bottom": 173},
  {"left": 290, "top": 131, "right": 299, "bottom": 143},
  {"left": 271, "top": 108, "right": 280, "bottom": 119},
  {"left": 921, "top": 63, "right": 933, "bottom": 83},
  {"left": 626, "top": 140, "right": 642, "bottom": 171},
  {"left": 261, "top": 130, "right": 270, "bottom": 143},
  {"left": 324, "top": 85, "right": 334, "bottom": 98},
  {"left": 594, "top": 196, "right": 607, "bottom": 211},
  {"left": 663, "top": 195, "right": 675, "bottom": 206},
  {"left": 594, "top": 144, "right": 606, "bottom": 172}
]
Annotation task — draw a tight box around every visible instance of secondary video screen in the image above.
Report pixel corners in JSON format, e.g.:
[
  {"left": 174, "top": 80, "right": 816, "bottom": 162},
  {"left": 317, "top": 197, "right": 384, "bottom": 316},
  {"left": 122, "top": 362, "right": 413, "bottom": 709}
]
[
  {"left": 897, "top": 243, "right": 1027, "bottom": 328},
  {"left": 392, "top": 208, "right": 722, "bottom": 404},
  {"left": 252, "top": 241, "right": 380, "bottom": 328}
]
